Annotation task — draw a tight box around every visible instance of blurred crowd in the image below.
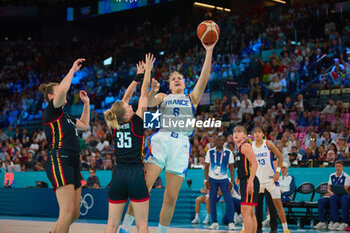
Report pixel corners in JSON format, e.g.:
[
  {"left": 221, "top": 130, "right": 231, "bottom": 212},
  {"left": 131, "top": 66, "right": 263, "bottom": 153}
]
[{"left": 1, "top": 2, "right": 350, "bottom": 172}]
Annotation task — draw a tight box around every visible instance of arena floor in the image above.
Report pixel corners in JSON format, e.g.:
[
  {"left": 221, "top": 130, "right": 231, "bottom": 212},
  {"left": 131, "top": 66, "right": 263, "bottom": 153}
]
[{"left": 0, "top": 216, "right": 340, "bottom": 233}]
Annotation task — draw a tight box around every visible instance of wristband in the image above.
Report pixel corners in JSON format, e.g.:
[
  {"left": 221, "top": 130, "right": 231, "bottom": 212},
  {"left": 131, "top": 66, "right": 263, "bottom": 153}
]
[
  {"left": 204, "top": 179, "right": 208, "bottom": 182},
  {"left": 276, "top": 167, "right": 281, "bottom": 172},
  {"left": 134, "top": 73, "right": 143, "bottom": 82}
]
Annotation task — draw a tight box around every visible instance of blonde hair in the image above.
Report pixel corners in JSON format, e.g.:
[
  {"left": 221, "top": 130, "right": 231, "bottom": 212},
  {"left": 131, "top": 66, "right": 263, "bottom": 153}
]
[
  {"left": 169, "top": 71, "right": 184, "bottom": 81},
  {"left": 104, "top": 101, "right": 126, "bottom": 130},
  {"left": 38, "top": 82, "right": 59, "bottom": 102}
]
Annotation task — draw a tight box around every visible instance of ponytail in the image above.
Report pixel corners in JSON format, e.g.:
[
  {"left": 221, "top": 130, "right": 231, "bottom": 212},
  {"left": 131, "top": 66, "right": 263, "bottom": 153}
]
[
  {"left": 39, "top": 82, "right": 59, "bottom": 102},
  {"left": 104, "top": 101, "right": 126, "bottom": 130}
]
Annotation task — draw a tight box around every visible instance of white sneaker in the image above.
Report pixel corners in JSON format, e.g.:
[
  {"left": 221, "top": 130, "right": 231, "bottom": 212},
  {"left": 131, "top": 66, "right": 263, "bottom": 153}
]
[
  {"left": 209, "top": 222, "right": 219, "bottom": 230},
  {"left": 262, "top": 218, "right": 270, "bottom": 227},
  {"left": 228, "top": 223, "right": 235, "bottom": 230},
  {"left": 329, "top": 222, "right": 340, "bottom": 230},
  {"left": 191, "top": 217, "right": 200, "bottom": 224},
  {"left": 314, "top": 222, "right": 327, "bottom": 230},
  {"left": 234, "top": 213, "right": 242, "bottom": 224},
  {"left": 203, "top": 217, "right": 210, "bottom": 225},
  {"left": 336, "top": 223, "right": 348, "bottom": 231}
]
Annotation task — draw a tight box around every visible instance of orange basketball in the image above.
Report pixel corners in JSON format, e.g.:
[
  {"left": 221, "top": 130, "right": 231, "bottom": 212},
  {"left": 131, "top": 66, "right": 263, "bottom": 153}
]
[{"left": 197, "top": 20, "right": 220, "bottom": 45}]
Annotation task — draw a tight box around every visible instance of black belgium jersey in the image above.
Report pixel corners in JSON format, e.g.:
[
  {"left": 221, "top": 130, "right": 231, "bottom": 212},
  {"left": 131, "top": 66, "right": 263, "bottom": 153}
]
[
  {"left": 112, "top": 114, "right": 144, "bottom": 166},
  {"left": 233, "top": 141, "right": 252, "bottom": 180},
  {"left": 42, "top": 100, "right": 80, "bottom": 153}
]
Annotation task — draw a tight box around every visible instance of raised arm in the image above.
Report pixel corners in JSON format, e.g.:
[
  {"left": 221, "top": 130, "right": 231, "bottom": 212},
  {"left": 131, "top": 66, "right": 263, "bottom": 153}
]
[
  {"left": 136, "top": 53, "right": 156, "bottom": 118},
  {"left": 122, "top": 61, "right": 145, "bottom": 103},
  {"left": 267, "top": 140, "right": 283, "bottom": 182},
  {"left": 241, "top": 143, "right": 258, "bottom": 194},
  {"left": 53, "top": 58, "right": 85, "bottom": 108},
  {"left": 189, "top": 41, "right": 217, "bottom": 108},
  {"left": 148, "top": 79, "right": 167, "bottom": 107},
  {"left": 76, "top": 90, "right": 90, "bottom": 131}
]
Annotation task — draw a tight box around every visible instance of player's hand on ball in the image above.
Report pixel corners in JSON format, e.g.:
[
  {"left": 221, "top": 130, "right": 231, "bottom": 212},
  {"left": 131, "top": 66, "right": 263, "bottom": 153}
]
[
  {"left": 202, "top": 39, "right": 217, "bottom": 52},
  {"left": 72, "top": 58, "right": 85, "bottom": 72},
  {"left": 144, "top": 53, "right": 156, "bottom": 71},
  {"left": 79, "top": 90, "right": 90, "bottom": 104},
  {"left": 136, "top": 61, "right": 145, "bottom": 74},
  {"left": 151, "top": 79, "right": 160, "bottom": 93}
]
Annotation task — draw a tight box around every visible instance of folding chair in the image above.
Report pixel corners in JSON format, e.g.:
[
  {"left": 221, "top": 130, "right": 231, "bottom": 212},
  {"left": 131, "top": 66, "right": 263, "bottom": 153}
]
[
  {"left": 304, "top": 182, "right": 329, "bottom": 227},
  {"left": 283, "top": 182, "right": 315, "bottom": 227}
]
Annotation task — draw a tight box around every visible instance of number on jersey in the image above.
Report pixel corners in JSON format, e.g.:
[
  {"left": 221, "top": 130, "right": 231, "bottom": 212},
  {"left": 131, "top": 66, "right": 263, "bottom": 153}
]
[
  {"left": 258, "top": 158, "right": 265, "bottom": 165},
  {"left": 173, "top": 107, "right": 180, "bottom": 116},
  {"left": 116, "top": 132, "right": 132, "bottom": 148}
]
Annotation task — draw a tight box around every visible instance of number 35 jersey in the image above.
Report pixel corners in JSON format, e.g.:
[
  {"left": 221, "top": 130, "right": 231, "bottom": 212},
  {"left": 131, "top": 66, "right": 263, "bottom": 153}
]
[
  {"left": 113, "top": 114, "right": 145, "bottom": 166},
  {"left": 252, "top": 140, "right": 275, "bottom": 184},
  {"left": 43, "top": 100, "right": 80, "bottom": 153}
]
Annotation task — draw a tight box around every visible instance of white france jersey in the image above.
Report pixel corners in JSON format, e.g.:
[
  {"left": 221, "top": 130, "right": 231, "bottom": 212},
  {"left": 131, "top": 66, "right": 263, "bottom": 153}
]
[
  {"left": 159, "top": 94, "right": 195, "bottom": 136},
  {"left": 252, "top": 140, "right": 275, "bottom": 184}
]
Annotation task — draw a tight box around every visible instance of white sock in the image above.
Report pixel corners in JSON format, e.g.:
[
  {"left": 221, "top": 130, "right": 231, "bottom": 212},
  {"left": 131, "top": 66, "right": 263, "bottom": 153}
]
[
  {"left": 157, "top": 224, "right": 169, "bottom": 233},
  {"left": 266, "top": 214, "right": 270, "bottom": 220},
  {"left": 121, "top": 214, "right": 135, "bottom": 231},
  {"left": 282, "top": 223, "right": 288, "bottom": 230},
  {"left": 195, "top": 213, "right": 199, "bottom": 218},
  {"left": 206, "top": 213, "right": 210, "bottom": 219}
]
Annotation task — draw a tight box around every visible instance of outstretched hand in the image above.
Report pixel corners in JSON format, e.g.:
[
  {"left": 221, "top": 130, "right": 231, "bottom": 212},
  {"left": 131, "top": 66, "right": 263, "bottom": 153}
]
[
  {"left": 79, "top": 90, "right": 90, "bottom": 104},
  {"left": 136, "top": 61, "right": 145, "bottom": 74},
  {"left": 72, "top": 58, "right": 85, "bottom": 72},
  {"left": 151, "top": 79, "right": 160, "bottom": 93},
  {"left": 144, "top": 53, "right": 156, "bottom": 71}
]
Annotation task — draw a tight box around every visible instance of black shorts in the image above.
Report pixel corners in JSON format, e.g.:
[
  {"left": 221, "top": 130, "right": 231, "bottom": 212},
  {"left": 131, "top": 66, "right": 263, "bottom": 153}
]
[
  {"left": 240, "top": 177, "right": 260, "bottom": 206},
  {"left": 46, "top": 150, "right": 81, "bottom": 191},
  {"left": 108, "top": 165, "right": 149, "bottom": 204}
]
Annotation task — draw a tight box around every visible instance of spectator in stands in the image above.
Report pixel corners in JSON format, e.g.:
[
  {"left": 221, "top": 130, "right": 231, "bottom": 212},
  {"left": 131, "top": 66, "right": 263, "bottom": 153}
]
[
  {"left": 319, "top": 67, "right": 331, "bottom": 89},
  {"left": 279, "top": 162, "right": 296, "bottom": 202},
  {"left": 318, "top": 114, "right": 331, "bottom": 133},
  {"left": 321, "top": 131, "right": 336, "bottom": 149},
  {"left": 303, "top": 146, "right": 315, "bottom": 161},
  {"left": 29, "top": 139, "right": 39, "bottom": 153},
  {"left": 85, "top": 168, "right": 100, "bottom": 189},
  {"left": 335, "top": 100, "right": 346, "bottom": 114},
  {"left": 342, "top": 127, "right": 350, "bottom": 144},
  {"left": 294, "top": 94, "right": 308, "bottom": 112},
  {"left": 253, "top": 95, "right": 265, "bottom": 109},
  {"left": 337, "top": 136, "right": 349, "bottom": 160},
  {"left": 326, "top": 150, "right": 337, "bottom": 166},
  {"left": 314, "top": 161, "right": 350, "bottom": 231},
  {"left": 322, "top": 99, "right": 336, "bottom": 115},
  {"left": 332, "top": 112, "right": 345, "bottom": 132},
  {"left": 24, "top": 151, "right": 36, "bottom": 171},
  {"left": 279, "top": 115, "right": 295, "bottom": 133},
  {"left": 231, "top": 96, "right": 241, "bottom": 109},
  {"left": 283, "top": 97, "right": 295, "bottom": 113},
  {"left": 240, "top": 96, "right": 254, "bottom": 115},
  {"left": 316, "top": 145, "right": 327, "bottom": 163},
  {"left": 102, "top": 159, "right": 113, "bottom": 170},
  {"left": 89, "top": 156, "right": 100, "bottom": 170}
]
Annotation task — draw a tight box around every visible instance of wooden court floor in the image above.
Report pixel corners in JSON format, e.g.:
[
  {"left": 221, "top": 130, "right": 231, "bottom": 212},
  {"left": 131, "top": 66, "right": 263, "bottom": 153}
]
[
  {"left": 0, "top": 219, "right": 240, "bottom": 233},
  {"left": 0, "top": 219, "right": 329, "bottom": 233}
]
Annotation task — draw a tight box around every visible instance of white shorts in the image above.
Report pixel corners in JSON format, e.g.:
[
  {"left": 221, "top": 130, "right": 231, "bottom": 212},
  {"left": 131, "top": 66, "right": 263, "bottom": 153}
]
[
  {"left": 259, "top": 180, "right": 281, "bottom": 199},
  {"left": 145, "top": 131, "right": 190, "bottom": 177}
]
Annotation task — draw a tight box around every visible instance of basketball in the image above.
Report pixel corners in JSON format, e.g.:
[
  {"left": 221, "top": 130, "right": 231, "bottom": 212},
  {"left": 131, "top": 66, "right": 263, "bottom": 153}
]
[{"left": 197, "top": 20, "right": 220, "bottom": 45}]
